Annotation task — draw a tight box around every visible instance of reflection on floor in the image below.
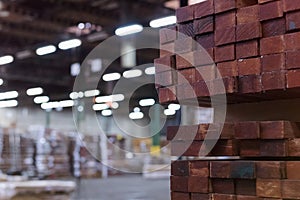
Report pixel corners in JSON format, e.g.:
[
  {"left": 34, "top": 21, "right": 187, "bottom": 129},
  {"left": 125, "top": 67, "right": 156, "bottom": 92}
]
[{"left": 73, "top": 175, "right": 170, "bottom": 200}]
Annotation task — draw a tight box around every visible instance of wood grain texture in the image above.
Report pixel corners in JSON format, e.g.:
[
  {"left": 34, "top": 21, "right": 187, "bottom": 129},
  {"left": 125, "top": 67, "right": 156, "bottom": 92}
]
[
  {"left": 171, "top": 176, "right": 189, "bottom": 192},
  {"left": 178, "top": 22, "right": 194, "bottom": 39},
  {"left": 217, "top": 61, "right": 238, "bottom": 78},
  {"left": 286, "top": 11, "right": 300, "bottom": 32},
  {"left": 259, "top": 1, "right": 283, "bottom": 21},
  {"left": 261, "top": 71, "right": 286, "bottom": 91},
  {"left": 235, "top": 121, "right": 260, "bottom": 139},
  {"left": 256, "top": 161, "right": 285, "bottom": 179},
  {"left": 194, "top": 0, "right": 214, "bottom": 19},
  {"left": 211, "top": 179, "right": 235, "bottom": 194},
  {"left": 176, "top": 6, "right": 194, "bottom": 23},
  {"left": 235, "top": 179, "right": 257, "bottom": 196},
  {"left": 282, "top": 180, "right": 300, "bottom": 199},
  {"left": 238, "top": 57, "right": 261, "bottom": 76},
  {"left": 215, "top": 44, "right": 235, "bottom": 63},
  {"left": 214, "top": 0, "right": 236, "bottom": 13},
  {"left": 154, "top": 55, "right": 175, "bottom": 73},
  {"left": 285, "top": 32, "right": 300, "bottom": 51},
  {"left": 260, "top": 35, "right": 285, "bottom": 55},
  {"left": 256, "top": 179, "right": 281, "bottom": 198},
  {"left": 194, "top": 16, "right": 214, "bottom": 35},
  {"left": 210, "top": 161, "right": 231, "bottom": 178},
  {"left": 158, "top": 86, "right": 176, "bottom": 104},
  {"left": 171, "top": 192, "right": 190, "bottom": 200},
  {"left": 261, "top": 53, "right": 285, "bottom": 72},
  {"left": 236, "top": 22, "right": 262, "bottom": 42},
  {"left": 159, "top": 26, "right": 177, "bottom": 44},
  {"left": 262, "top": 18, "right": 286, "bottom": 37},
  {"left": 175, "top": 37, "right": 194, "bottom": 54},
  {"left": 215, "top": 11, "right": 236, "bottom": 29},
  {"left": 237, "top": 5, "right": 259, "bottom": 24},
  {"left": 196, "top": 33, "right": 215, "bottom": 49},
  {"left": 239, "top": 75, "right": 262, "bottom": 93},
  {"left": 260, "top": 121, "right": 300, "bottom": 139},
  {"left": 283, "top": 0, "right": 300, "bottom": 12},
  {"left": 286, "top": 50, "right": 300, "bottom": 69},
  {"left": 286, "top": 69, "right": 300, "bottom": 88},
  {"left": 215, "top": 26, "right": 236, "bottom": 46},
  {"left": 236, "top": 40, "right": 259, "bottom": 59}
]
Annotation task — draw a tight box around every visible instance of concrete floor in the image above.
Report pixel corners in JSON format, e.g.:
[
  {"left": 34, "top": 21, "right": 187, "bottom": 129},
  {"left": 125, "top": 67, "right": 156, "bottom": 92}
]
[{"left": 73, "top": 175, "right": 170, "bottom": 200}]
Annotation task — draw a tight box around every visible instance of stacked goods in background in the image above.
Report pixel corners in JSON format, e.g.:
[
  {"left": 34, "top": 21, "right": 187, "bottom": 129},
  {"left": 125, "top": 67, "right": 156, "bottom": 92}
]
[
  {"left": 154, "top": 0, "right": 300, "bottom": 199},
  {"left": 155, "top": 0, "right": 300, "bottom": 104}
]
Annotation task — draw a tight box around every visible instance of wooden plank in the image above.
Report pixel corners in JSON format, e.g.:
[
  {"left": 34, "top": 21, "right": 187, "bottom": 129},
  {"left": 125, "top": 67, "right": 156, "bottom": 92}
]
[
  {"left": 214, "top": 0, "right": 236, "bottom": 13},
  {"left": 176, "top": 83, "right": 196, "bottom": 101},
  {"left": 176, "top": 52, "right": 193, "bottom": 70},
  {"left": 231, "top": 161, "right": 256, "bottom": 179},
  {"left": 171, "top": 192, "right": 190, "bottom": 200},
  {"left": 211, "top": 179, "right": 235, "bottom": 194},
  {"left": 256, "top": 161, "right": 285, "bottom": 179},
  {"left": 259, "top": 1, "right": 283, "bottom": 21},
  {"left": 262, "top": 18, "right": 286, "bottom": 37},
  {"left": 237, "top": 5, "right": 259, "bottom": 24},
  {"left": 196, "top": 65, "right": 216, "bottom": 82},
  {"left": 194, "top": 0, "right": 214, "bottom": 19},
  {"left": 175, "top": 37, "right": 194, "bottom": 54},
  {"left": 288, "top": 139, "right": 300, "bottom": 156},
  {"left": 260, "top": 140, "right": 288, "bottom": 157},
  {"left": 171, "top": 161, "right": 189, "bottom": 176},
  {"left": 193, "top": 81, "right": 211, "bottom": 97},
  {"left": 286, "top": 50, "right": 300, "bottom": 69},
  {"left": 176, "top": 6, "right": 194, "bottom": 23},
  {"left": 283, "top": 0, "right": 300, "bottom": 12},
  {"left": 236, "top": 40, "right": 259, "bottom": 59},
  {"left": 159, "top": 26, "right": 177, "bottom": 44},
  {"left": 286, "top": 161, "right": 300, "bottom": 179},
  {"left": 158, "top": 86, "right": 176, "bottom": 104},
  {"left": 260, "top": 35, "right": 285, "bottom": 55},
  {"left": 261, "top": 53, "right": 285, "bottom": 72},
  {"left": 171, "top": 176, "right": 189, "bottom": 192},
  {"left": 261, "top": 71, "right": 286, "bottom": 91},
  {"left": 284, "top": 32, "right": 300, "bottom": 51},
  {"left": 235, "top": 179, "right": 257, "bottom": 196},
  {"left": 215, "top": 44, "right": 235, "bottom": 63},
  {"left": 282, "top": 180, "right": 300, "bottom": 199},
  {"left": 210, "top": 161, "right": 231, "bottom": 178},
  {"left": 260, "top": 121, "right": 300, "bottom": 139},
  {"left": 239, "top": 75, "right": 262, "bottom": 93},
  {"left": 191, "top": 193, "right": 210, "bottom": 200},
  {"left": 194, "top": 16, "right": 214, "bottom": 35},
  {"left": 217, "top": 61, "right": 238, "bottom": 78},
  {"left": 154, "top": 55, "right": 175, "bottom": 73},
  {"left": 196, "top": 33, "right": 215, "bottom": 49},
  {"left": 189, "top": 160, "right": 209, "bottom": 177},
  {"left": 286, "top": 11, "right": 300, "bottom": 32},
  {"left": 235, "top": 121, "right": 260, "bottom": 139},
  {"left": 215, "top": 26, "right": 236, "bottom": 46},
  {"left": 188, "top": 177, "right": 209, "bottom": 193},
  {"left": 238, "top": 57, "right": 261, "bottom": 76},
  {"left": 155, "top": 71, "right": 174, "bottom": 87},
  {"left": 256, "top": 179, "right": 282, "bottom": 198},
  {"left": 178, "top": 22, "right": 194, "bottom": 39},
  {"left": 212, "top": 194, "right": 235, "bottom": 200},
  {"left": 286, "top": 69, "right": 300, "bottom": 88},
  {"left": 160, "top": 42, "right": 175, "bottom": 57},
  {"left": 178, "top": 68, "right": 196, "bottom": 85},
  {"left": 236, "top": 22, "right": 262, "bottom": 42},
  {"left": 215, "top": 11, "right": 236, "bottom": 29},
  {"left": 239, "top": 140, "right": 260, "bottom": 157}
]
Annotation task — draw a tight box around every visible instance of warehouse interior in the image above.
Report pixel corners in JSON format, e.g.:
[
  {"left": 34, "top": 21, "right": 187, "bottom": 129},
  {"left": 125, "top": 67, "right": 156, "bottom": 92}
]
[{"left": 1, "top": 0, "right": 300, "bottom": 199}]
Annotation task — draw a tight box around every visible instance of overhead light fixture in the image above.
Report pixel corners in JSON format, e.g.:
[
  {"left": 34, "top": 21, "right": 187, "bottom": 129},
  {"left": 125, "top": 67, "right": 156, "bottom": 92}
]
[
  {"left": 101, "top": 109, "right": 112, "bottom": 116},
  {"left": 0, "top": 91, "right": 18, "bottom": 100},
  {"left": 111, "top": 102, "right": 119, "bottom": 109},
  {"left": 87, "top": 32, "right": 109, "bottom": 42},
  {"left": 78, "top": 23, "right": 85, "bottom": 30},
  {"left": 149, "top": 16, "right": 177, "bottom": 28},
  {"left": 34, "top": 96, "right": 49, "bottom": 104},
  {"left": 168, "top": 103, "right": 181, "bottom": 111},
  {"left": 139, "top": 98, "right": 155, "bottom": 107},
  {"left": 41, "top": 100, "right": 74, "bottom": 110},
  {"left": 93, "top": 104, "right": 109, "bottom": 111},
  {"left": 145, "top": 66, "right": 155, "bottom": 75},
  {"left": 0, "top": 78, "right": 3, "bottom": 86},
  {"left": 70, "top": 92, "right": 79, "bottom": 100},
  {"left": 123, "top": 69, "right": 142, "bottom": 79},
  {"left": 95, "top": 94, "right": 125, "bottom": 103},
  {"left": 36, "top": 45, "right": 56, "bottom": 56},
  {"left": 58, "top": 39, "right": 82, "bottom": 50},
  {"left": 84, "top": 89, "right": 100, "bottom": 97},
  {"left": 26, "top": 87, "right": 43, "bottom": 96},
  {"left": 59, "top": 100, "right": 74, "bottom": 107},
  {"left": 115, "top": 24, "right": 143, "bottom": 36},
  {"left": 164, "top": 108, "right": 176, "bottom": 116},
  {"left": 0, "top": 100, "right": 18, "bottom": 108},
  {"left": 0, "top": 55, "right": 14, "bottom": 65},
  {"left": 102, "top": 72, "right": 121, "bottom": 82},
  {"left": 70, "top": 63, "right": 81, "bottom": 76},
  {"left": 16, "top": 50, "right": 32, "bottom": 59},
  {"left": 129, "top": 111, "right": 144, "bottom": 120}
]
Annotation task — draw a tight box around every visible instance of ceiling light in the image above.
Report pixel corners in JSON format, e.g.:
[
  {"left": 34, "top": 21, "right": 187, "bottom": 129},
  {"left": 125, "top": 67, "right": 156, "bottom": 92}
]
[
  {"left": 0, "top": 55, "right": 14, "bottom": 65},
  {"left": 70, "top": 63, "right": 80, "bottom": 76},
  {"left": 93, "top": 104, "right": 109, "bottom": 111},
  {"left": 129, "top": 112, "right": 144, "bottom": 120},
  {"left": 41, "top": 100, "right": 74, "bottom": 110},
  {"left": 95, "top": 94, "right": 125, "bottom": 103},
  {"left": 101, "top": 109, "right": 112, "bottom": 116},
  {"left": 111, "top": 94, "right": 125, "bottom": 102},
  {"left": 84, "top": 89, "right": 100, "bottom": 97},
  {"left": 164, "top": 108, "right": 176, "bottom": 116},
  {"left": 0, "top": 91, "right": 18, "bottom": 100},
  {"left": 87, "top": 32, "right": 109, "bottom": 42},
  {"left": 36, "top": 45, "right": 56, "bottom": 56},
  {"left": 34, "top": 96, "right": 49, "bottom": 104},
  {"left": 145, "top": 66, "right": 155, "bottom": 75},
  {"left": 16, "top": 50, "right": 32, "bottom": 59},
  {"left": 70, "top": 92, "right": 79, "bottom": 100},
  {"left": 123, "top": 69, "right": 142, "bottom": 78},
  {"left": 58, "top": 39, "right": 82, "bottom": 50},
  {"left": 115, "top": 24, "right": 143, "bottom": 36},
  {"left": 133, "top": 107, "right": 140, "bottom": 112},
  {"left": 59, "top": 100, "right": 74, "bottom": 107},
  {"left": 111, "top": 102, "right": 119, "bottom": 109},
  {"left": 0, "top": 100, "right": 18, "bottom": 108},
  {"left": 102, "top": 72, "right": 121, "bottom": 82},
  {"left": 0, "top": 78, "right": 3, "bottom": 86},
  {"left": 78, "top": 92, "right": 84, "bottom": 98},
  {"left": 26, "top": 87, "right": 43, "bottom": 96},
  {"left": 149, "top": 16, "right": 176, "bottom": 28},
  {"left": 139, "top": 98, "right": 155, "bottom": 107},
  {"left": 168, "top": 104, "right": 181, "bottom": 111},
  {"left": 78, "top": 23, "right": 85, "bottom": 30}
]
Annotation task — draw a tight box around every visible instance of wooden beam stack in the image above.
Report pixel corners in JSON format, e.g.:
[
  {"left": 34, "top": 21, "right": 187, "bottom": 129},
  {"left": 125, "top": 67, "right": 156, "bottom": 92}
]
[
  {"left": 155, "top": 0, "right": 300, "bottom": 199},
  {"left": 155, "top": 0, "right": 300, "bottom": 105}
]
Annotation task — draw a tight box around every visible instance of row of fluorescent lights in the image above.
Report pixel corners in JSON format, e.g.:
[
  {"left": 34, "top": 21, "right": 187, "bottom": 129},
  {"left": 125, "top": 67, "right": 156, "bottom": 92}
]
[
  {"left": 0, "top": 38, "right": 82, "bottom": 66},
  {"left": 102, "top": 67, "right": 155, "bottom": 82},
  {"left": 115, "top": 16, "right": 176, "bottom": 36}
]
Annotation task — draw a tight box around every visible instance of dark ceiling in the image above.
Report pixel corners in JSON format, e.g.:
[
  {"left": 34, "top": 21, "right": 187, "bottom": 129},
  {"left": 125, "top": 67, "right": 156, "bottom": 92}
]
[{"left": 0, "top": 0, "right": 176, "bottom": 107}]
